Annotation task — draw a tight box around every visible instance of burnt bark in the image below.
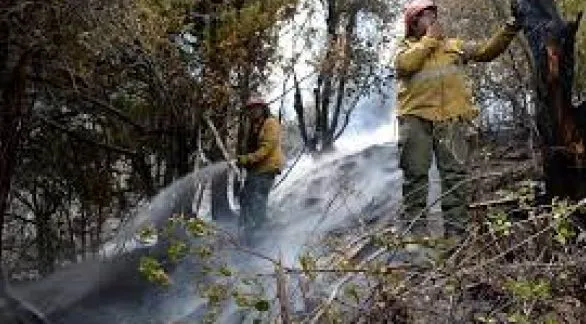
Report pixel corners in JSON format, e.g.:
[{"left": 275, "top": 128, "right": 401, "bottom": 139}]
[
  {"left": 293, "top": 73, "right": 313, "bottom": 150},
  {"left": 515, "top": 0, "right": 586, "bottom": 200}
]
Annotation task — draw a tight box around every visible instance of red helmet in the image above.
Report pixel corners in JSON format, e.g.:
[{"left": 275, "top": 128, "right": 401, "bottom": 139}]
[
  {"left": 404, "top": 0, "right": 437, "bottom": 33},
  {"left": 245, "top": 95, "right": 268, "bottom": 109}
]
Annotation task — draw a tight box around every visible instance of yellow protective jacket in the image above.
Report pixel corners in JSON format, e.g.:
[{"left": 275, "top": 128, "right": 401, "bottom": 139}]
[
  {"left": 239, "top": 116, "right": 285, "bottom": 174},
  {"left": 395, "top": 24, "right": 519, "bottom": 121}
]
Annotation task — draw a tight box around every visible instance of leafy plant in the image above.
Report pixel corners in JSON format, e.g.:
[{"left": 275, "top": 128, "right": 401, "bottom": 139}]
[
  {"left": 138, "top": 256, "right": 170, "bottom": 286},
  {"left": 486, "top": 208, "right": 513, "bottom": 236}
]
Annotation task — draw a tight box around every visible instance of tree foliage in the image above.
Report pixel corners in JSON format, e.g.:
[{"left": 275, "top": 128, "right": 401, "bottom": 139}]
[{"left": 1, "top": 0, "right": 295, "bottom": 274}]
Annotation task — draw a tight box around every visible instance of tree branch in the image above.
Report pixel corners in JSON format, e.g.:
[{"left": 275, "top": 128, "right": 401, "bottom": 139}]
[
  {"left": 293, "top": 72, "right": 310, "bottom": 146},
  {"left": 40, "top": 116, "right": 137, "bottom": 156},
  {"left": 5, "top": 212, "right": 36, "bottom": 224},
  {"left": 330, "top": 7, "right": 357, "bottom": 142},
  {"left": 32, "top": 76, "right": 145, "bottom": 132},
  {"left": 11, "top": 191, "right": 36, "bottom": 214}
]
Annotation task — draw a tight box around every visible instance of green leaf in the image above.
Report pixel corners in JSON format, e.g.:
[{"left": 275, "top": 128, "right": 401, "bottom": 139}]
[
  {"left": 254, "top": 299, "right": 270, "bottom": 312},
  {"left": 298, "top": 252, "right": 317, "bottom": 280},
  {"left": 186, "top": 218, "right": 211, "bottom": 237},
  {"left": 218, "top": 265, "right": 233, "bottom": 277},
  {"left": 167, "top": 241, "right": 188, "bottom": 262},
  {"left": 193, "top": 246, "right": 213, "bottom": 259},
  {"left": 137, "top": 225, "right": 158, "bottom": 244},
  {"left": 232, "top": 291, "right": 251, "bottom": 308},
  {"left": 507, "top": 312, "right": 530, "bottom": 323},
  {"left": 486, "top": 208, "right": 512, "bottom": 237},
  {"left": 138, "top": 256, "right": 170, "bottom": 286},
  {"left": 344, "top": 284, "right": 360, "bottom": 303}
]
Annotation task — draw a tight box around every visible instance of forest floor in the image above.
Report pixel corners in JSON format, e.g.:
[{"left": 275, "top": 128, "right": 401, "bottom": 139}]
[{"left": 304, "top": 135, "right": 586, "bottom": 323}]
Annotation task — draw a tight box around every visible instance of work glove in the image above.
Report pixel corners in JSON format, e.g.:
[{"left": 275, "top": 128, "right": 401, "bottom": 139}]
[{"left": 236, "top": 155, "right": 248, "bottom": 167}]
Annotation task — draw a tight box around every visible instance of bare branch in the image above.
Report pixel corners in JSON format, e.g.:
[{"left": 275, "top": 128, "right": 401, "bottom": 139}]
[
  {"left": 276, "top": 254, "right": 292, "bottom": 324},
  {"left": 293, "top": 72, "right": 310, "bottom": 145},
  {"left": 40, "top": 116, "right": 137, "bottom": 156},
  {"left": 32, "top": 76, "right": 145, "bottom": 132}
]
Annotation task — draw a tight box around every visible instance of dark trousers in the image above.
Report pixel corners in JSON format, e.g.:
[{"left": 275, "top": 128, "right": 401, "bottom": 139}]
[
  {"left": 398, "top": 115, "right": 470, "bottom": 237},
  {"left": 239, "top": 171, "right": 276, "bottom": 242}
]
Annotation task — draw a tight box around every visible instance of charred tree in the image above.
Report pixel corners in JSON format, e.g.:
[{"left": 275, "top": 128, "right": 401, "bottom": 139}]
[
  {"left": 293, "top": 0, "right": 359, "bottom": 153},
  {"left": 515, "top": 0, "right": 585, "bottom": 200}
]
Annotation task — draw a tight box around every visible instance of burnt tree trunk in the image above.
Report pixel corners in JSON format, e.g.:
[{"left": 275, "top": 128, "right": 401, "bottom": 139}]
[
  {"left": 0, "top": 48, "right": 32, "bottom": 260},
  {"left": 516, "top": 0, "right": 585, "bottom": 200}
]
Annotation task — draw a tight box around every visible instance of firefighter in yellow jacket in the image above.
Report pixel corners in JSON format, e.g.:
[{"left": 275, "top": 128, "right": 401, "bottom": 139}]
[
  {"left": 395, "top": 0, "right": 521, "bottom": 239},
  {"left": 237, "top": 96, "right": 285, "bottom": 243}
]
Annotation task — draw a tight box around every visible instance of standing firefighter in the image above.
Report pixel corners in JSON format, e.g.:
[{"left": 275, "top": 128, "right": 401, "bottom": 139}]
[
  {"left": 395, "top": 0, "right": 521, "bottom": 241},
  {"left": 236, "top": 96, "right": 285, "bottom": 244}
]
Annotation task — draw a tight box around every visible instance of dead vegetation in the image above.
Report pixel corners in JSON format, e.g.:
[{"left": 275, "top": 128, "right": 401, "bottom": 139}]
[{"left": 284, "top": 146, "right": 586, "bottom": 323}]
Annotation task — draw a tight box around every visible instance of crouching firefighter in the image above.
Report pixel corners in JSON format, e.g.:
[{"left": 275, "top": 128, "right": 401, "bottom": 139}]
[{"left": 236, "top": 96, "right": 285, "bottom": 244}]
